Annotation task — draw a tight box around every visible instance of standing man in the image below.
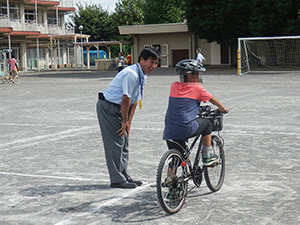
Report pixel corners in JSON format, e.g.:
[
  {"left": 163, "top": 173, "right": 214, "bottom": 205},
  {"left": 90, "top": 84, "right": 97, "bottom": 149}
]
[
  {"left": 97, "top": 48, "right": 161, "bottom": 189},
  {"left": 196, "top": 48, "right": 206, "bottom": 65}
]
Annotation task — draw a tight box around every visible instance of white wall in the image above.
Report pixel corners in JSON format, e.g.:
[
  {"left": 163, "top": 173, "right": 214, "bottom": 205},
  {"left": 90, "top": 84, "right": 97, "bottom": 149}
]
[
  {"left": 197, "top": 39, "right": 221, "bottom": 65},
  {"left": 133, "top": 32, "right": 189, "bottom": 65}
]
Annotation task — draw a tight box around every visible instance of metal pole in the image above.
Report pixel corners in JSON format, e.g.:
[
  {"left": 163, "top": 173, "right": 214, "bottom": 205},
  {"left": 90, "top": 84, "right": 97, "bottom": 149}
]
[
  {"left": 80, "top": 30, "right": 83, "bottom": 70},
  {"left": 35, "top": 0, "right": 40, "bottom": 71},
  {"left": 6, "top": 0, "right": 9, "bottom": 19},
  {"left": 8, "top": 33, "right": 11, "bottom": 60},
  {"left": 7, "top": 0, "right": 11, "bottom": 60},
  {"left": 237, "top": 49, "right": 241, "bottom": 75},
  {"left": 78, "top": 25, "right": 83, "bottom": 70},
  {"left": 36, "top": 37, "right": 40, "bottom": 71},
  {"left": 50, "top": 37, "right": 54, "bottom": 70}
]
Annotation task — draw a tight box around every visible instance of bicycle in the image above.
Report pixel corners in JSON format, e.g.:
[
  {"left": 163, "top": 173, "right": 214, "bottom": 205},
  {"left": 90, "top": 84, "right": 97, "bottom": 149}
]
[
  {"left": 156, "top": 105, "right": 228, "bottom": 214},
  {"left": 1, "top": 72, "right": 19, "bottom": 84}
]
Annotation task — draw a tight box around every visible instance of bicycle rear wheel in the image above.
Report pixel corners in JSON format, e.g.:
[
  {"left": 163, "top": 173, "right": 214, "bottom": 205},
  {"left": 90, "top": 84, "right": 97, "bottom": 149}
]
[
  {"left": 1, "top": 77, "right": 8, "bottom": 83},
  {"left": 156, "top": 149, "right": 188, "bottom": 214},
  {"left": 204, "top": 135, "right": 225, "bottom": 192}
]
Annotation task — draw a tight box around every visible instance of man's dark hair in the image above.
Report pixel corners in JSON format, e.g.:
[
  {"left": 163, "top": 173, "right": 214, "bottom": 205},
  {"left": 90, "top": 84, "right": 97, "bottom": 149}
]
[{"left": 138, "top": 47, "right": 161, "bottom": 62}]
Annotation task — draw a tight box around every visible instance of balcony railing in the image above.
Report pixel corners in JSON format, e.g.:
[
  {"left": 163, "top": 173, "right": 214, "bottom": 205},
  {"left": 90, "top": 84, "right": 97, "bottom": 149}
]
[
  {"left": 0, "top": 16, "right": 74, "bottom": 35},
  {"left": 32, "top": 0, "right": 74, "bottom": 7},
  {"left": 60, "top": 0, "right": 74, "bottom": 7}
]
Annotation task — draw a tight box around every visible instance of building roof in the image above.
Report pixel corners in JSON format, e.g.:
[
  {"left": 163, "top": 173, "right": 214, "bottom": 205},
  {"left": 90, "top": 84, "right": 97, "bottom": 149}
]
[
  {"left": 49, "top": 6, "right": 76, "bottom": 12},
  {"left": 26, "top": 0, "right": 60, "bottom": 6},
  {"left": 118, "top": 23, "right": 188, "bottom": 35},
  {"left": 50, "top": 33, "right": 91, "bottom": 40},
  {"left": 0, "top": 27, "right": 13, "bottom": 33},
  {"left": 75, "top": 40, "right": 131, "bottom": 47},
  {"left": 4, "top": 31, "right": 41, "bottom": 36}
]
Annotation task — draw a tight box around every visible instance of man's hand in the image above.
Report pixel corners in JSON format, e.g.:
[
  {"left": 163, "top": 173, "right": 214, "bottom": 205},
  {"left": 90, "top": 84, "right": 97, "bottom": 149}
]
[
  {"left": 118, "top": 121, "right": 132, "bottom": 137},
  {"left": 118, "top": 95, "right": 137, "bottom": 138},
  {"left": 118, "top": 121, "right": 127, "bottom": 137},
  {"left": 126, "top": 121, "right": 131, "bottom": 137}
]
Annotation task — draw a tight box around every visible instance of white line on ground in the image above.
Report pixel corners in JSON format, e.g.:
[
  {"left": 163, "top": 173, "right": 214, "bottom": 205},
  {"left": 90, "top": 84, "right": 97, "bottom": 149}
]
[
  {"left": 0, "top": 125, "right": 163, "bottom": 152},
  {"left": 0, "top": 126, "right": 97, "bottom": 151},
  {"left": 87, "top": 182, "right": 155, "bottom": 213},
  {"left": 223, "top": 130, "right": 300, "bottom": 136},
  {"left": 0, "top": 122, "right": 92, "bottom": 128},
  {"left": 0, "top": 126, "right": 93, "bottom": 148},
  {"left": 0, "top": 171, "right": 108, "bottom": 182}
]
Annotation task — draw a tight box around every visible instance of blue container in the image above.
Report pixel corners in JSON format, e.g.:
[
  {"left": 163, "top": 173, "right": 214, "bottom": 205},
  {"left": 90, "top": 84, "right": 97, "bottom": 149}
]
[{"left": 83, "top": 50, "right": 108, "bottom": 66}]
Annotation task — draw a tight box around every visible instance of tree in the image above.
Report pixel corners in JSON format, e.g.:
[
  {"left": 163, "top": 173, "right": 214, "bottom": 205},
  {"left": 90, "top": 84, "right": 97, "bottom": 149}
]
[
  {"left": 249, "top": 0, "right": 300, "bottom": 36},
  {"left": 109, "top": 0, "right": 146, "bottom": 56},
  {"left": 143, "top": 0, "right": 185, "bottom": 24},
  {"left": 110, "top": 0, "right": 145, "bottom": 41},
  {"left": 185, "top": 0, "right": 300, "bottom": 45},
  {"left": 73, "top": 3, "right": 114, "bottom": 41},
  {"left": 185, "top": 0, "right": 252, "bottom": 45},
  {"left": 113, "top": 0, "right": 145, "bottom": 26}
]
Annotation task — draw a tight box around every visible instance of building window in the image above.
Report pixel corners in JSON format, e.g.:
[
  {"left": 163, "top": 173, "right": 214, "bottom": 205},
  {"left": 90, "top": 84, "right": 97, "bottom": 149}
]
[
  {"left": 25, "top": 10, "right": 43, "bottom": 24},
  {"left": 0, "top": 3, "right": 20, "bottom": 20},
  {"left": 47, "top": 15, "right": 61, "bottom": 26},
  {"left": 0, "top": 3, "right": 8, "bottom": 17},
  {"left": 25, "top": 10, "right": 35, "bottom": 23},
  {"left": 9, "top": 3, "right": 19, "bottom": 20}
]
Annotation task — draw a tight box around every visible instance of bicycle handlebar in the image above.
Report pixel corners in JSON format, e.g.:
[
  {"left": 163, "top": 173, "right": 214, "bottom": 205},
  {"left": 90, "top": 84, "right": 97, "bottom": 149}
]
[
  {"left": 198, "top": 105, "right": 229, "bottom": 118},
  {"left": 198, "top": 105, "right": 228, "bottom": 132}
]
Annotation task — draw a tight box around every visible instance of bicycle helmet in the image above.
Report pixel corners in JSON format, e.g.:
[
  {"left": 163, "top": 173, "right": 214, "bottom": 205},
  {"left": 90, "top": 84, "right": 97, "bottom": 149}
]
[{"left": 176, "top": 59, "right": 206, "bottom": 76}]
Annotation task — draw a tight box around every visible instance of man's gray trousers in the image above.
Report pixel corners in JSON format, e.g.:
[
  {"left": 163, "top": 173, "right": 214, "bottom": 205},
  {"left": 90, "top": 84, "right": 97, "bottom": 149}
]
[{"left": 96, "top": 99, "right": 129, "bottom": 184}]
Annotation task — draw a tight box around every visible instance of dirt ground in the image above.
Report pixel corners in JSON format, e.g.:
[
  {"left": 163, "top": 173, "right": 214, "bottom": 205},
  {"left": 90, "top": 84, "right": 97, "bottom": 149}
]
[{"left": 0, "top": 68, "right": 299, "bottom": 225}]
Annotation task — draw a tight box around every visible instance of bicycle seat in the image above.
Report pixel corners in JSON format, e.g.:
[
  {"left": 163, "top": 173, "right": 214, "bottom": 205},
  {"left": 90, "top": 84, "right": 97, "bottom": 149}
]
[{"left": 166, "top": 139, "right": 188, "bottom": 153}]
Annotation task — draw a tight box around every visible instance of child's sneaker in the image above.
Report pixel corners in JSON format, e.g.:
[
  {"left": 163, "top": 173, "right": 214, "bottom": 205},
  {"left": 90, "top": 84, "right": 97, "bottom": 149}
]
[{"left": 203, "top": 154, "right": 218, "bottom": 167}]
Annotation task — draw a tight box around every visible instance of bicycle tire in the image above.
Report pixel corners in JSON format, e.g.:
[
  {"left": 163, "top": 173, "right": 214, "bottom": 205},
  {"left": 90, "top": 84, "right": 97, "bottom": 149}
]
[
  {"left": 204, "top": 135, "right": 225, "bottom": 192},
  {"left": 13, "top": 76, "right": 19, "bottom": 83},
  {"left": 1, "top": 77, "right": 8, "bottom": 83},
  {"left": 156, "top": 149, "right": 188, "bottom": 214}
]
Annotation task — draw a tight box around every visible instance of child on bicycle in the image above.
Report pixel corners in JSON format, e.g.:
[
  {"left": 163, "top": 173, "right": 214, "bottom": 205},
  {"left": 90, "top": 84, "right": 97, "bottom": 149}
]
[{"left": 163, "top": 59, "right": 229, "bottom": 166}]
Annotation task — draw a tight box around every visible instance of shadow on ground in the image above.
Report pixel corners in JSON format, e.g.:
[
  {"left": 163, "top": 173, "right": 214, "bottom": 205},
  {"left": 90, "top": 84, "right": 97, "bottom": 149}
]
[{"left": 58, "top": 190, "right": 168, "bottom": 223}]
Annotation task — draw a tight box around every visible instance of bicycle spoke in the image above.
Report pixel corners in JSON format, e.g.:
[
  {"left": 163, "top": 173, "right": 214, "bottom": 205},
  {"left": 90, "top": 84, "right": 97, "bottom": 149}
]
[
  {"left": 204, "top": 136, "right": 225, "bottom": 192},
  {"left": 156, "top": 149, "right": 188, "bottom": 214}
]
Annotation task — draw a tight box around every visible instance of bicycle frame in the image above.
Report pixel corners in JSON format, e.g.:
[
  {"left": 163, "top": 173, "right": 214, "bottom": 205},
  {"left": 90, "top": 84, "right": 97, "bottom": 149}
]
[
  {"left": 185, "top": 135, "right": 202, "bottom": 175},
  {"left": 166, "top": 134, "right": 203, "bottom": 184},
  {"left": 170, "top": 130, "right": 223, "bottom": 183}
]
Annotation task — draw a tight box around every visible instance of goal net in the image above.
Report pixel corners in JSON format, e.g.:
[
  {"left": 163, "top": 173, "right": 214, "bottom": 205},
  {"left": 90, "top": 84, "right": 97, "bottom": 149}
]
[{"left": 238, "top": 36, "right": 300, "bottom": 74}]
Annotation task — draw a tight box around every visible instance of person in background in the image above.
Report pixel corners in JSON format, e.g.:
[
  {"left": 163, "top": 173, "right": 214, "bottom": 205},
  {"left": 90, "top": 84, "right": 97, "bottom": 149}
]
[
  {"left": 8, "top": 55, "right": 19, "bottom": 83},
  {"left": 127, "top": 54, "right": 132, "bottom": 66},
  {"left": 196, "top": 48, "right": 206, "bottom": 65},
  {"left": 116, "top": 52, "right": 125, "bottom": 72}
]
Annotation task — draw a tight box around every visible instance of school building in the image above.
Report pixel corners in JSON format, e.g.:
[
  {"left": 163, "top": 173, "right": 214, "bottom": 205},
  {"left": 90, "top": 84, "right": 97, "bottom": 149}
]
[
  {"left": 0, "top": 0, "right": 93, "bottom": 72},
  {"left": 119, "top": 22, "right": 232, "bottom": 67}
]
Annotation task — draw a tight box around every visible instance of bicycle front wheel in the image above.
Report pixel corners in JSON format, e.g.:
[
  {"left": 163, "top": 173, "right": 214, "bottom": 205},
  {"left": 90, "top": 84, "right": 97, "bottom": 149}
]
[
  {"left": 156, "top": 149, "right": 188, "bottom": 214},
  {"left": 204, "top": 135, "right": 225, "bottom": 192}
]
